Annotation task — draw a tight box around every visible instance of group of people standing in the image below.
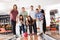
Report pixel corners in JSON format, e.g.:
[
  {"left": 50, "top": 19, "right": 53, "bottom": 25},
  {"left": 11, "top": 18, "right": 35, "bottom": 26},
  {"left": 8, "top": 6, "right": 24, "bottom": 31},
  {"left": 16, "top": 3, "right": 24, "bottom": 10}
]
[{"left": 10, "top": 4, "right": 46, "bottom": 37}]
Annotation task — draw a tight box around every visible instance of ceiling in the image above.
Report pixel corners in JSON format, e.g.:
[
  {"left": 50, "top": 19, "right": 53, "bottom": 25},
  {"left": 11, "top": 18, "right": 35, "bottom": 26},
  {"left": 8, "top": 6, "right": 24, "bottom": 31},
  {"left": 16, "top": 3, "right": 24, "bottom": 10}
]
[
  {"left": 0, "top": 0, "right": 60, "bottom": 6},
  {"left": 0, "top": 0, "right": 60, "bottom": 14}
]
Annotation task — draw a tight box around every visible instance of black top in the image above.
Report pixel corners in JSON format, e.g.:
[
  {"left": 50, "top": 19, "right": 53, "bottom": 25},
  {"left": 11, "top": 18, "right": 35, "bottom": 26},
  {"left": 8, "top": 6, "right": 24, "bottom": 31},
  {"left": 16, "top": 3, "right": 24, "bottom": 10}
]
[{"left": 41, "top": 9, "right": 46, "bottom": 31}]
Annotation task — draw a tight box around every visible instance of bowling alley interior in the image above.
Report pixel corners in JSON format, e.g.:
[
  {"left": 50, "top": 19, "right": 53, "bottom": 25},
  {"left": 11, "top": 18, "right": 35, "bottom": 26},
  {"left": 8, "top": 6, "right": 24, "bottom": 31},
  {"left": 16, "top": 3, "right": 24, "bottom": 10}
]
[{"left": 0, "top": 0, "right": 60, "bottom": 40}]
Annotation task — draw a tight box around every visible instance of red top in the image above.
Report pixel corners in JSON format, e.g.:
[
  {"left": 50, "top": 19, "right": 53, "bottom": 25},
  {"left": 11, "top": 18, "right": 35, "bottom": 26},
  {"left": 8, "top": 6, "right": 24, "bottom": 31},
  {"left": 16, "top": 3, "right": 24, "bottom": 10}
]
[{"left": 10, "top": 10, "right": 18, "bottom": 21}]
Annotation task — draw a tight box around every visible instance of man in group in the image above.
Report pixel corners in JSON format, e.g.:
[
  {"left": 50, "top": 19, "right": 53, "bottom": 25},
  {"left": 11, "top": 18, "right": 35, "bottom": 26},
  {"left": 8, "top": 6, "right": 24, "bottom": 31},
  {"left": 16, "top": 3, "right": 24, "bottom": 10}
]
[
  {"left": 38, "top": 5, "right": 46, "bottom": 34},
  {"left": 20, "top": 7, "right": 28, "bottom": 21},
  {"left": 35, "top": 8, "right": 43, "bottom": 35}
]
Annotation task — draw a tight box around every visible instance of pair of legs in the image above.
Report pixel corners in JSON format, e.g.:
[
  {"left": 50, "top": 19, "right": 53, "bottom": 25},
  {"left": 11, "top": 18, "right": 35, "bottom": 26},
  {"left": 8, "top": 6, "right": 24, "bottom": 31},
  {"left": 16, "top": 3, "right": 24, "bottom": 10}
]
[
  {"left": 43, "top": 23, "right": 46, "bottom": 34},
  {"left": 16, "top": 23, "right": 26, "bottom": 37},
  {"left": 29, "top": 21, "right": 37, "bottom": 35},
  {"left": 20, "top": 24, "right": 25, "bottom": 35},
  {"left": 36, "top": 20, "right": 43, "bottom": 34},
  {"left": 11, "top": 20, "right": 16, "bottom": 35}
]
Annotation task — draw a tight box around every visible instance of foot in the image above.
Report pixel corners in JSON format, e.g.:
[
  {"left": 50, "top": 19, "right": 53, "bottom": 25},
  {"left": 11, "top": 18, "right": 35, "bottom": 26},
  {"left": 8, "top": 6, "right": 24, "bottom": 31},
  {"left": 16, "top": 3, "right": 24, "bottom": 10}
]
[{"left": 39, "top": 33, "right": 43, "bottom": 38}]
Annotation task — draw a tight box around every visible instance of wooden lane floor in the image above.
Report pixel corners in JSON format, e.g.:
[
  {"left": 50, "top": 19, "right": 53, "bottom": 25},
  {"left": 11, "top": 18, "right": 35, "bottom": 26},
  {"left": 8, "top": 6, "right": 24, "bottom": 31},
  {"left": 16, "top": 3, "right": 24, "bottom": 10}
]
[
  {"left": 0, "top": 34, "right": 42, "bottom": 40},
  {"left": 47, "top": 33, "right": 60, "bottom": 40},
  {"left": 17, "top": 35, "right": 42, "bottom": 40},
  {"left": 0, "top": 34, "right": 14, "bottom": 40},
  {"left": 46, "top": 31, "right": 60, "bottom": 40}
]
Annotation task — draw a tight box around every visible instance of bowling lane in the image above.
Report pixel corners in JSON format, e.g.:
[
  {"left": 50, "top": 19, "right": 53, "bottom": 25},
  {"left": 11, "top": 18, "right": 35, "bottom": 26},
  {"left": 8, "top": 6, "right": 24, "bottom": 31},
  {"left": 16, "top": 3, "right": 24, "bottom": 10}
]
[
  {"left": 17, "top": 27, "right": 43, "bottom": 40},
  {"left": 17, "top": 35, "right": 42, "bottom": 40},
  {"left": 0, "top": 34, "right": 15, "bottom": 40},
  {"left": 47, "top": 34, "right": 60, "bottom": 40},
  {"left": 46, "top": 31, "right": 60, "bottom": 40}
]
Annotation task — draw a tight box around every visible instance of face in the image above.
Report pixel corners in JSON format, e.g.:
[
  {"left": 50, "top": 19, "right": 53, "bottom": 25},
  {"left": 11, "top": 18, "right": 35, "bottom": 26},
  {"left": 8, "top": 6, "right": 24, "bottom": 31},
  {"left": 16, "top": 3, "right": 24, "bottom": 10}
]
[
  {"left": 30, "top": 6, "right": 33, "bottom": 10},
  {"left": 27, "top": 17, "right": 30, "bottom": 20},
  {"left": 38, "top": 5, "right": 41, "bottom": 10},
  {"left": 36, "top": 9, "right": 39, "bottom": 13},
  {"left": 22, "top": 8, "right": 25, "bottom": 12},
  {"left": 13, "top": 6, "right": 17, "bottom": 10},
  {"left": 19, "top": 16, "right": 23, "bottom": 19}
]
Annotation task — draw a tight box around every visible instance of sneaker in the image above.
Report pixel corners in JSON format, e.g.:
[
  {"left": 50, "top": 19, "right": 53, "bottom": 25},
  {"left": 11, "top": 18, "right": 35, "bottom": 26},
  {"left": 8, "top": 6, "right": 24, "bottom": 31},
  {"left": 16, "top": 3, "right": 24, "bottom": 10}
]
[
  {"left": 39, "top": 33, "right": 43, "bottom": 38},
  {"left": 20, "top": 35, "right": 22, "bottom": 38}
]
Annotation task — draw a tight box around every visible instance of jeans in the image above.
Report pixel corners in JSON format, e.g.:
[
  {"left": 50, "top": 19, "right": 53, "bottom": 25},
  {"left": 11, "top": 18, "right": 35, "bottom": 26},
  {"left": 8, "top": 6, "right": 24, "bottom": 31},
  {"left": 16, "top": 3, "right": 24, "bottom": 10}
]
[
  {"left": 20, "top": 24, "right": 25, "bottom": 35},
  {"left": 11, "top": 20, "right": 16, "bottom": 35}
]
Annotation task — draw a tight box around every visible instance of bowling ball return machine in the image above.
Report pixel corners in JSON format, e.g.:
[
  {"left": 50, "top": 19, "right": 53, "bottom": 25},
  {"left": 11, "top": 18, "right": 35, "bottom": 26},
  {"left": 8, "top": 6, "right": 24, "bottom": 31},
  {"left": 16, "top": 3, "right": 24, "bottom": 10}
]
[{"left": 0, "top": 14, "right": 12, "bottom": 34}]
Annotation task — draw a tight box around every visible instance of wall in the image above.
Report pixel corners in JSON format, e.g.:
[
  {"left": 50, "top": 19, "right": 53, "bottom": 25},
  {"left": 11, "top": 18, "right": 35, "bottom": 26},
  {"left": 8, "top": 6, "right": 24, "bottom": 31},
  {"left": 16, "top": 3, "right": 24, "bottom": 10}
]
[
  {"left": 44, "top": 4, "right": 60, "bottom": 26},
  {"left": 0, "top": 0, "right": 60, "bottom": 14}
]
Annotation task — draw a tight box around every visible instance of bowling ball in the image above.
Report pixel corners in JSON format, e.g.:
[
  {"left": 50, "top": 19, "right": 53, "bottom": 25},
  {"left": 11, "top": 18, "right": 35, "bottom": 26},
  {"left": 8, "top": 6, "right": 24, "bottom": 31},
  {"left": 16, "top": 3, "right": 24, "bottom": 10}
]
[{"left": 23, "top": 32, "right": 28, "bottom": 37}]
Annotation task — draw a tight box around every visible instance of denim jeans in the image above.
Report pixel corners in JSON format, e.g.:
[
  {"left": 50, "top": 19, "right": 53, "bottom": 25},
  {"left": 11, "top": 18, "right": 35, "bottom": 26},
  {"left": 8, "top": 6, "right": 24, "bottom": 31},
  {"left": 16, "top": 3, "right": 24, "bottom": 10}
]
[
  {"left": 20, "top": 24, "right": 25, "bottom": 35},
  {"left": 11, "top": 20, "right": 16, "bottom": 35}
]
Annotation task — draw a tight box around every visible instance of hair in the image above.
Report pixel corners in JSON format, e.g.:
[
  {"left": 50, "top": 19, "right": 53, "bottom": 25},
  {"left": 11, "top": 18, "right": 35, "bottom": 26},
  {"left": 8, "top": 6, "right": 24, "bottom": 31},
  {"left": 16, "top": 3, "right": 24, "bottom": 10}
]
[
  {"left": 27, "top": 16, "right": 33, "bottom": 24},
  {"left": 31, "top": 5, "right": 33, "bottom": 7},
  {"left": 36, "top": 8, "right": 39, "bottom": 10},
  {"left": 19, "top": 15, "right": 23, "bottom": 21},
  {"left": 28, "top": 16, "right": 32, "bottom": 19},
  {"left": 22, "top": 7, "right": 25, "bottom": 9},
  {"left": 13, "top": 4, "right": 17, "bottom": 9},
  {"left": 41, "top": 9, "right": 45, "bottom": 14}
]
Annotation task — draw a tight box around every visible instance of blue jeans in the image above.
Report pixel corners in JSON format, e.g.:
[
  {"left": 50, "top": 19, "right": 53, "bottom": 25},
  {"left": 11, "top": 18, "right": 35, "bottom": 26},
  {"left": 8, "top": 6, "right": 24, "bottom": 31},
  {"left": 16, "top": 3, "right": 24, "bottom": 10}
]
[{"left": 20, "top": 24, "right": 25, "bottom": 35}]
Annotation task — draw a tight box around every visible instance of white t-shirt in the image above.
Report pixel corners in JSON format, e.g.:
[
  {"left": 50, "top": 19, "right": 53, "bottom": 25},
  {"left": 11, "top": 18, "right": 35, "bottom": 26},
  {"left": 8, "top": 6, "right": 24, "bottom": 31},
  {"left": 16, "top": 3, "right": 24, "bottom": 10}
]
[{"left": 29, "top": 10, "right": 36, "bottom": 19}]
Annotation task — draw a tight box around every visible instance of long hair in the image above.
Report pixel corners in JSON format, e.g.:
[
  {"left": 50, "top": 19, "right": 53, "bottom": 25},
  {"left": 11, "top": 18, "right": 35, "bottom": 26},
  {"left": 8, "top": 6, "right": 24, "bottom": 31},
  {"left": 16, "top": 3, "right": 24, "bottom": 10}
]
[
  {"left": 19, "top": 15, "right": 24, "bottom": 21},
  {"left": 27, "top": 16, "right": 33, "bottom": 24},
  {"left": 41, "top": 9, "right": 44, "bottom": 14}
]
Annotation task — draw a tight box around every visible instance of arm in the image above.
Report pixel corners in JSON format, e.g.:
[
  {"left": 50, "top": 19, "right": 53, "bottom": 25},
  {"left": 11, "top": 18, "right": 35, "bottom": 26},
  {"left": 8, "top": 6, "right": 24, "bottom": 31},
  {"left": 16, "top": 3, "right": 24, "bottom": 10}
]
[
  {"left": 16, "top": 15, "right": 19, "bottom": 23},
  {"left": 16, "top": 11, "right": 19, "bottom": 23},
  {"left": 35, "top": 14, "right": 38, "bottom": 21},
  {"left": 25, "top": 18, "right": 29, "bottom": 25}
]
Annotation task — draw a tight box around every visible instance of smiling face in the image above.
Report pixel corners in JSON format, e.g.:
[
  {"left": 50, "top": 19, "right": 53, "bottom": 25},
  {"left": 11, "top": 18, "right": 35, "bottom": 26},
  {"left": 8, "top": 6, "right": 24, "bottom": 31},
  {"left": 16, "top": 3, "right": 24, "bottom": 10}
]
[
  {"left": 30, "top": 5, "right": 34, "bottom": 10},
  {"left": 22, "top": 7, "right": 25, "bottom": 12},
  {"left": 36, "top": 8, "right": 39, "bottom": 13},
  {"left": 19, "top": 15, "right": 23, "bottom": 21},
  {"left": 13, "top": 4, "right": 17, "bottom": 10},
  {"left": 27, "top": 16, "right": 30, "bottom": 20},
  {"left": 19, "top": 16, "right": 23, "bottom": 19},
  {"left": 38, "top": 5, "right": 41, "bottom": 10}
]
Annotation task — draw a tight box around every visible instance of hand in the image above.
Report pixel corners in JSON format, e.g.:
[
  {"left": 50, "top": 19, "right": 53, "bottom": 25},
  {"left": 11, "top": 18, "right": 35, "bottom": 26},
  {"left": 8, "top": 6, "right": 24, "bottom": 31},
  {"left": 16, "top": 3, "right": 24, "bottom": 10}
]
[
  {"left": 39, "top": 18, "right": 43, "bottom": 21},
  {"left": 20, "top": 20, "right": 23, "bottom": 23},
  {"left": 36, "top": 18, "right": 38, "bottom": 21}
]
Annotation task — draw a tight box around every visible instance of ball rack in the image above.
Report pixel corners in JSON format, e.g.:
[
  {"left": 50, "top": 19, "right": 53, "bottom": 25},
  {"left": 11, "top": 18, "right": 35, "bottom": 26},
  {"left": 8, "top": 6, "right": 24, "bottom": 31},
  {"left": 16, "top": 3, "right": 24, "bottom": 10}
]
[{"left": 0, "top": 14, "right": 12, "bottom": 34}]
